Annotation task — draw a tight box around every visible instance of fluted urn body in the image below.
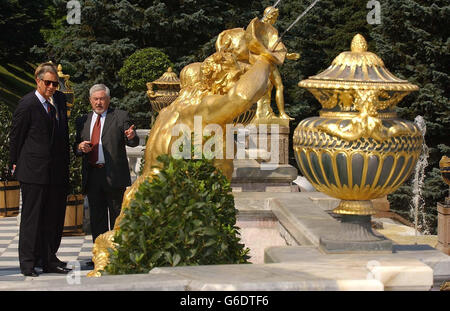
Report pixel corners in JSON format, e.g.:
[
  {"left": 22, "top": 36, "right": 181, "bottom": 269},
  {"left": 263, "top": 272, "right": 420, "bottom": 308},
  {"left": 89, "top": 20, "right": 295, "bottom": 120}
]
[{"left": 294, "top": 34, "right": 422, "bottom": 215}]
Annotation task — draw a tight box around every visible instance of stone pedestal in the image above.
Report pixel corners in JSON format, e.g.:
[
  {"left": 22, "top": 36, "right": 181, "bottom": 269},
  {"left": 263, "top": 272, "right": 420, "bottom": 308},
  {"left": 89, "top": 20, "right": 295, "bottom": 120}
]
[
  {"left": 126, "top": 129, "right": 148, "bottom": 183},
  {"left": 372, "top": 196, "right": 392, "bottom": 220},
  {"left": 231, "top": 159, "right": 298, "bottom": 192},
  {"left": 246, "top": 125, "right": 290, "bottom": 165},
  {"left": 437, "top": 200, "right": 450, "bottom": 255},
  {"left": 373, "top": 196, "right": 390, "bottom": 212},
  {"left": 231, "top": 123, "right": 297, "bottom": 192},
  {"left": 319, "top": 215, "right": 393, "bottom": 254}
]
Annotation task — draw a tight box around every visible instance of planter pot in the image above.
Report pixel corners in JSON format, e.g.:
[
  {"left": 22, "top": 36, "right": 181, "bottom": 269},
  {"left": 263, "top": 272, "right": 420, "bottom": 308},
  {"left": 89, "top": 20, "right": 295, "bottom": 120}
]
[
  {"left": 0, "top": 180, "right": 20, "bottom": 217},
  {"left": 64, "top": 194, "right": 84, "bottom": 235}
]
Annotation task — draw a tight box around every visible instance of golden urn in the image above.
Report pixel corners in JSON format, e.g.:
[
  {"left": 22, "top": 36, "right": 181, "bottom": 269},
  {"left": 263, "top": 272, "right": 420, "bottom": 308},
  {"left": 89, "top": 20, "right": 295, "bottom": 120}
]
[
  {"left": 146, "top": 67, "right": 181, "bottom": 112},
  {"left": 294, "top": 34, "right": 422, "bottom": 216}
]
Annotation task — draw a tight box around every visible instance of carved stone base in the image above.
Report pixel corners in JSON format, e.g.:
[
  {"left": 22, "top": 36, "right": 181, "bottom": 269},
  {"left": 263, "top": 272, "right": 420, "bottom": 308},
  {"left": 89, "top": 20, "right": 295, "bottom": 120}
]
[
  {"left": 319, "top": 215, "right": 393, "bottom": 254},
  {"left": 231, "top": 159, "right": 297, "bottom": 192},
  {"left": 246, "top": 124, "right": 290, "bottom": 165}
]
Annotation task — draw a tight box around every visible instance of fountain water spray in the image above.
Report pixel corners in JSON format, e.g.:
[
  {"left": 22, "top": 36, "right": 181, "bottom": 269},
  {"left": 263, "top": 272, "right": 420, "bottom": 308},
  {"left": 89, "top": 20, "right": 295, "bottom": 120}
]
[
  {"left": 411, "top": 115, "right": 430, "bottom": 240},
  {"left": 271, "top": 0, "right": 320, "bottom": 50}
]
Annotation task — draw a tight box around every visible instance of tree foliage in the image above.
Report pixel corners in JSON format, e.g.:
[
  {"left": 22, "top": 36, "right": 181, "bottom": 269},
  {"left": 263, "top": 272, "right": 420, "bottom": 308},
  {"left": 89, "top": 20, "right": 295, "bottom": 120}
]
[
  {"left": 31, "top": 0, "right": 264, "bottom": 128},
  {"left": 0, "top": 0, "right": 52, "bottom": 63},
  {"left": 372, "top": 0, "right": 450, "bottom": 233},
  {"left": 119, "top": 47, "right": 173, "bottom": 91},
  {"left": 116, "top": 47, "right": 173, "bottom": 128},
  {"left": 0, "top": 102, "right": 13, "bottom": 181},
  {"left": 67, "top": 100, "right": 91, "bottom": 195}
]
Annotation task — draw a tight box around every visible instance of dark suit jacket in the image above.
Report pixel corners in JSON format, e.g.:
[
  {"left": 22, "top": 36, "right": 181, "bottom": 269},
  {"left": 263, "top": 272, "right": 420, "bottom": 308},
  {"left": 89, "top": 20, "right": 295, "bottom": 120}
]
[
  {"left": 75, "top": 108, "right": 139, "bottom": 193},
  {"left": 9, "top": 90, "right": 70, "bottom": 185}
]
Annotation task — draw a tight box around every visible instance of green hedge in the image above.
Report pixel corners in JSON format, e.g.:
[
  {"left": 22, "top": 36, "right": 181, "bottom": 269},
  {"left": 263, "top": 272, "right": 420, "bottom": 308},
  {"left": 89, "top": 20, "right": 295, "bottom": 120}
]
[
  {"left": 118, "top": 47, "right": 173, "bottom": 92},
  {"left": 105, "top": 154, "right": 250, "bottom": 274}
]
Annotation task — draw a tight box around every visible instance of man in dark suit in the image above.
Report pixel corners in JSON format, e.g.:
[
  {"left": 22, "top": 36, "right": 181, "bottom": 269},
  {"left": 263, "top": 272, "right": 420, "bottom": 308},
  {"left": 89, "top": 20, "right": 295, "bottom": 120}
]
[
  {"left": 75, "top": 84, "right": 138, "bottom": 247},
  {"left": 9, "top": 62, "right": 72, "bottom": 277}
]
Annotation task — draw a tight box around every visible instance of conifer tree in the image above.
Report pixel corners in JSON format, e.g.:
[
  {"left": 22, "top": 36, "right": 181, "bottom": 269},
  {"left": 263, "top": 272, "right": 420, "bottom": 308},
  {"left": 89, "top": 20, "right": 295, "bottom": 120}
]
[
  {"left": 32, "top": 0, "right": 264, "bottom": 125},
  {"left": 0, "top": 1, "right": 51, "bottom": 63},
  {"left": 371, "top": 0, "right": 449, "bottom": 233}
]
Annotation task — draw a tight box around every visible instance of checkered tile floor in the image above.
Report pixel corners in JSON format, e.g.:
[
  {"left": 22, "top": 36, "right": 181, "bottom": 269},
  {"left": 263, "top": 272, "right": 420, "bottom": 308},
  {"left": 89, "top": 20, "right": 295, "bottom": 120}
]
[{"left": 0, "top": 216, "right": 94, "bottom": 281}]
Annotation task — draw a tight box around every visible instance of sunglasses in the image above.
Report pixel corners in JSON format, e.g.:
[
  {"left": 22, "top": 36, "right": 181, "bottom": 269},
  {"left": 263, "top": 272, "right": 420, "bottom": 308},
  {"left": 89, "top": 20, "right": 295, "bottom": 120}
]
[{"left": 42, "top": 79, "right": 59, "bottom": 87}]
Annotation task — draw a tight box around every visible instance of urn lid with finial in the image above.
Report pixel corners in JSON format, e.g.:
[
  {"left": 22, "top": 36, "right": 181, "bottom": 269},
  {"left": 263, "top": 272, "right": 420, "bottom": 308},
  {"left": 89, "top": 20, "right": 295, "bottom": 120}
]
[{"left": 299, "top": 34, "right": 419, "bottom": 91}]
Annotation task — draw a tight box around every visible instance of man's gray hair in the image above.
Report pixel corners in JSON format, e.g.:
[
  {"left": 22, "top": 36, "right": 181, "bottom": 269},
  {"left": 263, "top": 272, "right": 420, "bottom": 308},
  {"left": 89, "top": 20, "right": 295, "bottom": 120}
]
[
  {"left": 34, "top": 62, "right": 58, "bottom": 79},
  {"left": 89, "top": 84, "right": 110, "bottom": 97}
]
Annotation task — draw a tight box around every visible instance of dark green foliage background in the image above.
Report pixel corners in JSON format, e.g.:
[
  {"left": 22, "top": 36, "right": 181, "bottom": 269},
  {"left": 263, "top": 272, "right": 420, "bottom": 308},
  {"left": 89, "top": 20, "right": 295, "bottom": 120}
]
[
  {"left": 1, "top": 0, "right": 448, "bottom": 233},
  {"left": 0, "top": 102, "right": 13, "bottom": 181},
  {"left": 106, "top": 155, "right": 250, "bottom": 274},
  {"left": 371, "top": 0, "right": 449, "bottom": 233},
  {"left": 30, "top": 0, "right": 263, "bottom": 128},
  {"left": 67, "top": 99, "right": 91, "bottom": 195},
  {"left": 0, "top": 1, "right": 52, "bottom": 63}
]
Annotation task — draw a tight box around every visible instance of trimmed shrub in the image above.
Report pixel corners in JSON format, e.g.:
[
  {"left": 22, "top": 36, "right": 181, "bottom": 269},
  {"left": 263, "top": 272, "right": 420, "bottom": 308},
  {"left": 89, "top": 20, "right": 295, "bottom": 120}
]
[
  {"left": 105, "top": 154, "right": 250, "bottom": 274},
  {"left": 118, "top": 47, "right": 173, "bottom": 91}
]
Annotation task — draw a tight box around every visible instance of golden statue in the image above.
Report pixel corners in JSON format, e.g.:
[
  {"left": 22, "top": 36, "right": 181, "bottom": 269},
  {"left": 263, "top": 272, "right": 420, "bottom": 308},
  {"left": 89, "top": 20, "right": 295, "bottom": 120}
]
[
  {"left": 87, "top": 15, "right": 288, "bottom": 277},
  {"left": 254, "top": 6, "right": 298, "bottom": 125},
  {"left": 215, "top": 6, "right": 298, "bottom": 127}
]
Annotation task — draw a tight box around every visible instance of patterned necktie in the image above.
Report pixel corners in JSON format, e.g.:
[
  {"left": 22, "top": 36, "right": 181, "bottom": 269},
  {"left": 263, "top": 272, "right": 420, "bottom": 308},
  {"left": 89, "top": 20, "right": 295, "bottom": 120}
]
[
  {"left": 45, "top": 101, "right": 57, "bottom": 136},
  {"left": 89, "top": 114, "right": 102, "bottom": 165},
  {"left": 46, "top": 101, "right": 55, "bottom": 117}
]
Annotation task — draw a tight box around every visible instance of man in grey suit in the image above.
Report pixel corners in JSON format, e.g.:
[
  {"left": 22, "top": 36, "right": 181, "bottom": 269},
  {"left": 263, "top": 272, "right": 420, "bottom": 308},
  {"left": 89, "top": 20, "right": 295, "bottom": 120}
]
[{"left": 75, "top": 84, "right": 139, "bottom": 245}]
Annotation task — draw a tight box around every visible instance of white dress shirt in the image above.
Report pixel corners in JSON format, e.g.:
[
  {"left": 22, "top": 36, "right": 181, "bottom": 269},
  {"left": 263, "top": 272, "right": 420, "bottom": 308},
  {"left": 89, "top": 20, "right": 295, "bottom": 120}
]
[
  {"left": 35, "top": 90, "right": 52, "bottom": 113},
  {"left": 90, "top": 111, "right": 107, "bottom": 164}
]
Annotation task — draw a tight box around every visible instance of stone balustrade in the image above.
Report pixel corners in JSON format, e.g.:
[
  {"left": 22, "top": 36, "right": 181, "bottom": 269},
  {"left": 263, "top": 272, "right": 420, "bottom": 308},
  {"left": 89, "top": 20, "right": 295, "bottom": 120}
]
[{"left": 126, "top": 129, "right": 148, "bottom": 182}]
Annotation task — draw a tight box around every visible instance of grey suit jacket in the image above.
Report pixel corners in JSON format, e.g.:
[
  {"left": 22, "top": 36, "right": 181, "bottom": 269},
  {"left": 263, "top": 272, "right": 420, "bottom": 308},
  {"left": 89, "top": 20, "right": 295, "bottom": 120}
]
[{"left": 75, "top": 108, "right": 139, "bottom": 193}]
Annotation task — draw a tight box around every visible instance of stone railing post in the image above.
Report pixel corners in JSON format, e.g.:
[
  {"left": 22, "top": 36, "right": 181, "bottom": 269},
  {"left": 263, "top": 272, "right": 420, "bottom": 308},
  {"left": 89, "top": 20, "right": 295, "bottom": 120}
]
[{"left": 126, "top": 129, "right": 148, "bottom": 182}]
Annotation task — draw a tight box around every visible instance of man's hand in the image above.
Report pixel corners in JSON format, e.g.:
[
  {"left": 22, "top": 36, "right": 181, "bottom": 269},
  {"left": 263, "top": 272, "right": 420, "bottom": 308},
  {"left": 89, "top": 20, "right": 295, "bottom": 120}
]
[
  {"left": 125, "top": 124, "right": 136, "bottom": 140},
  {"left": 78, "top": 141, "right": 93, "bottom": 153},
  {"left": 11, "top": 164, "right": 16, "bottom": 176}
]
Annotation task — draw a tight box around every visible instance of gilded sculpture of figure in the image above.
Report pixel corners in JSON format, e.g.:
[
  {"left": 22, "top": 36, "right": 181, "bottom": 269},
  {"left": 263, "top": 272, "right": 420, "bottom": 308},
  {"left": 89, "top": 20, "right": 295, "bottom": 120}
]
[
  {"left": 215, "top": 6, "right": 298, "bottom": 126},
  {"left": 252, "top": 6, "right": 296, "bottom": 123},
  {"left": 87, "top": 16, "right": 287, "bottom": 277}
]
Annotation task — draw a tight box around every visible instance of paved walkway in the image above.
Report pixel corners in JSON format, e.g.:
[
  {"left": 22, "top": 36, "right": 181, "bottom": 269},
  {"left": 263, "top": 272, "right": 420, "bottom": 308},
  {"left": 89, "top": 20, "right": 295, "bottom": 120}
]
[{"left": 0, "top": 216, "right": 94, "bottom": 282}]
